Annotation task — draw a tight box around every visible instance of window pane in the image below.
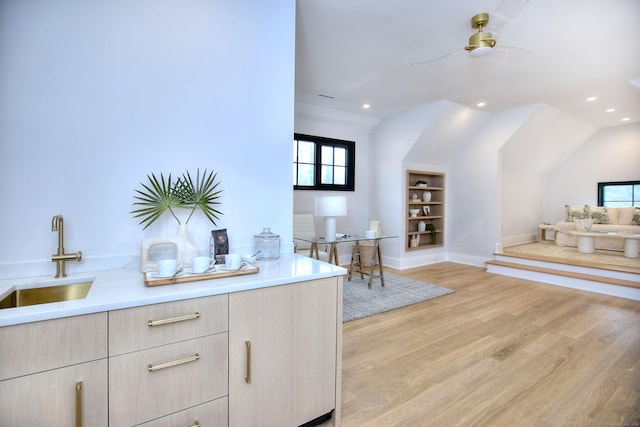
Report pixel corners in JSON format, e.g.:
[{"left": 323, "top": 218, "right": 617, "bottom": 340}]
[
  {"left": 321, "top": 165, "right": 334, "bottom": 184},
  {"left": 334, "top": 147, "right": 346, "bottom": 167},
  {"left": 334, "top": 166, "right": 346, "bottom": 185},
  {"left": 298, "top": 141, "right": 315, "bottom": 163},
  {"left": 321, "top": 146, "right": 334, "bottom": 165},
  {"left": 297, "top": 164, "right": 315, "bottom": 186},
  {"left": 634, "top": 185, "right": 640, "bottom": 206},
  {"left": 604, "top": 185, "right": 632, "bottom": 201}
]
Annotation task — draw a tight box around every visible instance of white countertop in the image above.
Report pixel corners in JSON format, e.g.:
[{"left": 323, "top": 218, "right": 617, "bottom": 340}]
[{"left": 0, "top": 253, "right": 346, "bottom": 327}]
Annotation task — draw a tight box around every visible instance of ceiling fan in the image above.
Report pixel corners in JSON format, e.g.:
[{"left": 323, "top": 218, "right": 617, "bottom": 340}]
[{"left": 411, "top": 0, "right": 530, "bottom": 66}]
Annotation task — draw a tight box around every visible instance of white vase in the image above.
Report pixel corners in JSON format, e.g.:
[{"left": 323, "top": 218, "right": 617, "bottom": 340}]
[
  {"left": 140, "top": 224, "right": 199, "bottom": 272},
  {"left": 418, "top": 221, "right": 426, "bottom": 232},
  {"left": 422, "top": 191, "right": 432, "bottom": 202}
]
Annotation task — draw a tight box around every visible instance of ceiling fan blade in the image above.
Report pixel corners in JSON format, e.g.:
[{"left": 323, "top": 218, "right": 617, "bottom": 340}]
[
  {"left": 488, "top": 45, "right": 530, "bottom": 63},
  {"left": 487, "top": 0, "right": 529, "bottom": 39},
  {"left": 411, "top": 48, "right": 464, "bottom": 66},
  {"left": 495, "top": 0, "right": 529, "bottom": 21}
]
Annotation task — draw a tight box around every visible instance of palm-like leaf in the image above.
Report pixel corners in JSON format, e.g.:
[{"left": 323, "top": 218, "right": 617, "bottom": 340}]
[
  {"left": 177, "top": 169, "right": 223, "bottom": 225},
  {"left": 131, "top": 169, "right": 223, "bottom": 230}
]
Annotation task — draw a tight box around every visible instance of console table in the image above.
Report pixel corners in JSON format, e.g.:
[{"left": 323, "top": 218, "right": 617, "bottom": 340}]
[{"left": 569, "top": 230, "right": 640, "bottom": 258}]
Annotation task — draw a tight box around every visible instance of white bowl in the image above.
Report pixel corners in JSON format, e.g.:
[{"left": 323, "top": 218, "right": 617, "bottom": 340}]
[{"left": 409, "top": 209, "right": 420, "bottom": 217}]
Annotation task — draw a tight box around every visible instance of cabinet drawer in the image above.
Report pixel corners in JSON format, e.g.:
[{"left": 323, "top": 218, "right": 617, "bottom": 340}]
[
  {"left": 0, "top": 312, "right": 108, "bottom": 380},
  {"left": 109, "top": 294, "right": 228, "bottom": 356},
  {"left": 109, "top": 333, "right": 228, "bottom": 427},
  {"left": 0, "top": 359, "right": 108, "bottom": 427},
  {"left": 137, "top": 397, "right": 228, "bottom": 427}
]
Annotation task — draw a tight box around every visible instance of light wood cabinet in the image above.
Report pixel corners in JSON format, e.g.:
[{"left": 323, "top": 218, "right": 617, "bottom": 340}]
[
  {"left": 0, "top": 313, "right": 108, "bottom": 426},
  {"left": 228, "top": 277, "right": 342, "bottom": 427},
  {"left": 108, "top": 295, "right": 228, "bottom": 426},
  {"left": 406, "top": 170, "right": 445, "bottom": 250},
  {"left": 137, "top": 397, "right": 228, "bottom": 427},
  {"left": 1, "top": 275, "right": 342, "bottom": 427}
]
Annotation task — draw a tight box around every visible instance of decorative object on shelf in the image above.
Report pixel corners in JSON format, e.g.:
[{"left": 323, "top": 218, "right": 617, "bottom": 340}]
[
  {"left": 131, "top": 169, "right": 223, "bottom": 272},
  {"left": 411, "top": 193, "right": 418, "bottom": 200},
  {"left": 418, "top": 221, "right": 427, "bottom": 232},
  {"left": 410, "top": 234, "right": 420, "bottom": 248},
  {"left": 416, "top": 180, "right": 428, "bottom": 188},
  {"left": 423, "top": 206, "right": 431, "bottom": 216},
  {"left": 409, "top": 208, "right": 420, "bottom": 217},
  {"left": 315, "top": 196, "right": 347, "bottom": 241},
  {"left": 425, "top": 223, "right": 437, "bottom": 244},
  {"left": 422, "top": 191, "right": 432, "bottom": 202}
]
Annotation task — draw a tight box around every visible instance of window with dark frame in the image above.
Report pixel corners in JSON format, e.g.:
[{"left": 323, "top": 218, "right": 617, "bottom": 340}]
[
  {"left": 293, "top": 133, "right": 355, "bottom": 191},
  {"left": 597, "top": 181, "right": 640, "bottom": 206}
]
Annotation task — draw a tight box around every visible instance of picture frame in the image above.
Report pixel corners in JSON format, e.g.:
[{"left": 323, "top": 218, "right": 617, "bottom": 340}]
[{"left": 423, "top": 206, "right": 431, "bottom": 216}]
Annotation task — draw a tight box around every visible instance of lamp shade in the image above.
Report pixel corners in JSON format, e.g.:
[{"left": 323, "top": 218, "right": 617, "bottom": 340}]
[{"left": 315, "top": 196, "right": 347, "bottom": 217}]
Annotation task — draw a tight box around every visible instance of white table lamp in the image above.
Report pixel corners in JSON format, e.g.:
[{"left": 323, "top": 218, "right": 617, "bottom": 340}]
[{"left": 315, "top": 196, "right": 347, "bottom": 242}]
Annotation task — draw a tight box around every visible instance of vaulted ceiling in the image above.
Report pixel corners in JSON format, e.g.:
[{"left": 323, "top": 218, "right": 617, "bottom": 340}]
[{"left": 295, "top": 0, "right": 640, "bottom": 129}]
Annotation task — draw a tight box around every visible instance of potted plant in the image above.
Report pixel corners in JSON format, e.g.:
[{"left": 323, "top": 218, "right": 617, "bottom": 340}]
[
  {"left": 131, "top": 168, "right": 223, "bottom": 272},
  {"left": 131, "top": 168, "right": 223, "bottom": 229},
  {"left": 415, "top": 180, "right": 428, "bottom": 188}
]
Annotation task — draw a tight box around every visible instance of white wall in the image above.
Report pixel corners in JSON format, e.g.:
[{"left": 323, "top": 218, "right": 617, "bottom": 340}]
[
  {"left": 543, "top": 123, "right": 640, "bottom": 223},
  {"left": 293, "top": 103, "right": 378, "bottom": 263},
  {"left": 499, "top": 105, "right": 596, "bottom": 247},
  {"left": 0, "top": 0, "right": 296, "bottom": 279}
]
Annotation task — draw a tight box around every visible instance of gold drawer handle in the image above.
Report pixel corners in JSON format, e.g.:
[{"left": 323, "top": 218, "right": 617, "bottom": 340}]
[
  {"left": 148, "top": 353, "right": 200, "bottom": 372},
  {"left": 245, "top": 340, "right": 251, "bottom": 384},
  {"left": 76, "top": 381, "right": 83, "bottom": 427},
  {"left": 148, "top": 312, "right": 200, "bottom": 327}
]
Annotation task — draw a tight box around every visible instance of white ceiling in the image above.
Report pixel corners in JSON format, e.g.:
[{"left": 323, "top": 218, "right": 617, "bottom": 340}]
[{"left": 295, "top": 0, "right": 640, "bottom": 129}]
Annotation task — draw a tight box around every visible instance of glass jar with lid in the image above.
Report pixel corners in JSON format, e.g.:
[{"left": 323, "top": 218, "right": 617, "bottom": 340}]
[{"left": 254, "top": 227, "right": 280, "bottom": 260}]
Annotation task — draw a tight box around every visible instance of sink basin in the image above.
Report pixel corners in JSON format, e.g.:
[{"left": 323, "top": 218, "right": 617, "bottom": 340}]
[{"left": 0, "top": 279, "right": 94, "bottom": 309}]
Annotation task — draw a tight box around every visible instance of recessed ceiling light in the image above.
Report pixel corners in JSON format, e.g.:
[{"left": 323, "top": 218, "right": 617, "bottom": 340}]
[
  {"left": 586, "top": 96, "right": 597, "bottom": 102},
  {"left": 477, "top": 102, "right": 486, "bottom": 107},
  {"left": 606, "top": 108, "right": 615, "bottom": 113},
  {"left": 621, "top": 117, "right": 630, "bottom": 122},
  {"left": 362, "top": 104, "right": 370, "bottom": 109}
]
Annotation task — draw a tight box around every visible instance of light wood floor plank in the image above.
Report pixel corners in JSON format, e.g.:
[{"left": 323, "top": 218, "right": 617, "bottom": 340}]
[{"left": 324, "top": 262, "right": 640, "bottom": 427}]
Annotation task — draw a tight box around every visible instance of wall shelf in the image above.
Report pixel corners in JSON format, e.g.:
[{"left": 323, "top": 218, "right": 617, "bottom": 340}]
[{"left": 406, "top": 170, "right": 445, "bottom": 251}]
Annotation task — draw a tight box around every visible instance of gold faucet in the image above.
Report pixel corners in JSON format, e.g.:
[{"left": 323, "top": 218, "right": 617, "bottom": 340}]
[{"left": 51, "top": 215, "right": 82, "bottom": 278}]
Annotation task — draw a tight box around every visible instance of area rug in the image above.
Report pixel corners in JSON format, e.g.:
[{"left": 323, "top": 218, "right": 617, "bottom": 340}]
[{"left": 343, "top": 273, "right": 455, "bottom": 322}]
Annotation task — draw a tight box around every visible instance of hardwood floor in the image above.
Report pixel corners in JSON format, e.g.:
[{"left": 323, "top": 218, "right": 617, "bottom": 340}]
[{"left": 327, "top": 262, "right": 640, "bottom": 427}]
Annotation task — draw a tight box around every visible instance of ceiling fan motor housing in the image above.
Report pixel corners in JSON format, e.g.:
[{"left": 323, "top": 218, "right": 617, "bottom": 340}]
[{"left": 465, "top": 12, "right": 496, "bottom": 55}]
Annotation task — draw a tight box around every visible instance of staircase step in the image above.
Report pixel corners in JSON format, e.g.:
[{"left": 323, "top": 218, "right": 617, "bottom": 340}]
[{"left": 486, "top": 260, "right": 640, "bottom": 289}]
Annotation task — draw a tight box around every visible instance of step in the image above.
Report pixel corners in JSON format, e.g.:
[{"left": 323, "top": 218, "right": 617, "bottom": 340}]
[{"left": 485, "top": 260, "right": 640, "bottom": 301}]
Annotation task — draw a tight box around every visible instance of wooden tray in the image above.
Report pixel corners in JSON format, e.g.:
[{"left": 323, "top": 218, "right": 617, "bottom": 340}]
[{"left": 143, "top": 263, "right": 259, "bottom": 287}]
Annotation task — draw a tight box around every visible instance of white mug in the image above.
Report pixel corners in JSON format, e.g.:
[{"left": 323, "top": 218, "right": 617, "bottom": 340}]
[
  {"left": 225, "top": 253, "right": 242, "bottom": 269},
  {"left": 157, "top": 259, "right": 181, "bottom": 277},
  {"left": 192, "top": 256, "right": 212, "bottom": 273}
]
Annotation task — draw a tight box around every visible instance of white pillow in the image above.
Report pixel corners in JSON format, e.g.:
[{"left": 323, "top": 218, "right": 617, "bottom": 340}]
[
  {"left": 619, "top": 207, "right": 635, "bottom": 225},
  {"left": 607, "top": 207, "right": 620, "bottom": 225}
]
